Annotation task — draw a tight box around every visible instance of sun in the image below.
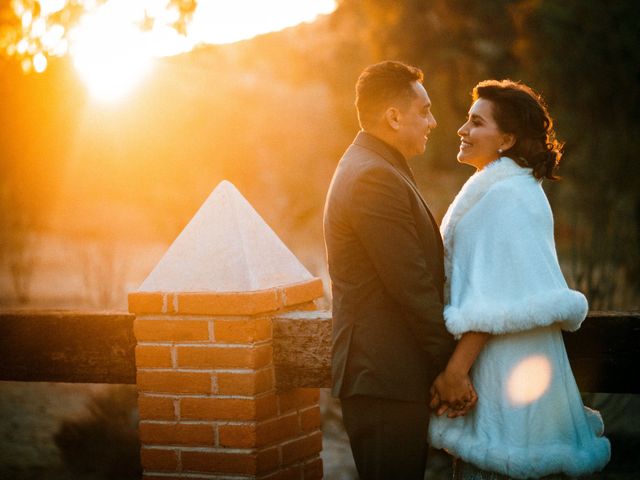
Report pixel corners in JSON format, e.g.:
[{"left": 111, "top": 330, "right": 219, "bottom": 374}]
[
  {"left": 69, "top": 3, "right": 154, "bottom": 103},
  {"left": 64, "top": 0, "right": 336, "bottom": 103}
]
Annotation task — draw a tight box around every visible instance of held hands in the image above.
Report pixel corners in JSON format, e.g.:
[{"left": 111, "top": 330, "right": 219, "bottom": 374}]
[
  {"left": 429, "top": 369, "right": 478, "bottom": 418},
  {"left": 430, "top": 331, "right": 489, "bottom": 418}
]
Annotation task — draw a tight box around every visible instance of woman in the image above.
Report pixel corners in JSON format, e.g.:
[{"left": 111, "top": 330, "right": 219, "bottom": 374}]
[{"left": 428, "top": 80, "right": 611, "bottom": 479}]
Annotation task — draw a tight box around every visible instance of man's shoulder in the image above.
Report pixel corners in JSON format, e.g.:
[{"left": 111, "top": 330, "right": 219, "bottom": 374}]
[
  {"left": 327, "top": 138, "right": 408, "bottom": 210},
  {"left": 339, "top": 143, "right": 399, "bottom": 180}
]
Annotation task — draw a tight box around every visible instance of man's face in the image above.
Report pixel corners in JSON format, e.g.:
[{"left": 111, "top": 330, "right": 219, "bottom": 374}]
[{"left": 395, "top": 81, "right": 437, "bottom": 159}]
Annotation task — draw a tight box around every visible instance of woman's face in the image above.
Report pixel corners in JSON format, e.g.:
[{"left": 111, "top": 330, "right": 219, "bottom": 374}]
[{"left": 457, "top": 98, "right": 512, "bottom": 170}]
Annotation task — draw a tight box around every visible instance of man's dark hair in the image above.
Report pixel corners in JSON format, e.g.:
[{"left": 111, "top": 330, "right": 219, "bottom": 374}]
[{"left": 355, "top": 61, "right": 424, "bottom": 130}]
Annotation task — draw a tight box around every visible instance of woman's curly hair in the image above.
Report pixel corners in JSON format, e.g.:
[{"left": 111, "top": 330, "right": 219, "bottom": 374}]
[{"left": 473, "top": 79, "right": 563, "bottom": 180}]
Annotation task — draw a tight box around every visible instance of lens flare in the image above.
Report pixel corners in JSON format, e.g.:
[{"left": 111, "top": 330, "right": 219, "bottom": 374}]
[
  {"left": 29, "top": 0, "right": 338, "bottom": 100},
  {"left": 33, "top": 52, "right": 47, "bottom": 73},
  {"left": 507, "top": 355, "right": 552, "bottom": 406},
  {"left": 69, "top": 2, "right": 153, "bottom": 102}
]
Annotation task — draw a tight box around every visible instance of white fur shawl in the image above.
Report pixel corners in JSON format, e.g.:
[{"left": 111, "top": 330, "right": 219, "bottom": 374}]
[{"left": 440, "top": 157, "right": 588, "bottom": 336}]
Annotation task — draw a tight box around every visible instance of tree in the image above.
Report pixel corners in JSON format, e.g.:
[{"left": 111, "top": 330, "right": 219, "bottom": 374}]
[
  {"left": 511, "top": 0, "right": 640, "bottom": 308},
  {"left": 0, "top": 0, "right": 196, "bottom": 73}
]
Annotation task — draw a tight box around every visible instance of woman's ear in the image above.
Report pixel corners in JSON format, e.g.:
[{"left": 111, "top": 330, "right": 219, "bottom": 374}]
[
  {"left": 500, "top": 133, "right": 516, "bottom": 151},
  {"left": 384, "top": 107, "right": 401, "bottom": 131}
]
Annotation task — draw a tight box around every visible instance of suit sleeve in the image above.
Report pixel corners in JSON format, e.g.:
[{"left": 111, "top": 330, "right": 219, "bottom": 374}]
[{"left": 349, "top": 165, "right": 455, "bottom": 365}]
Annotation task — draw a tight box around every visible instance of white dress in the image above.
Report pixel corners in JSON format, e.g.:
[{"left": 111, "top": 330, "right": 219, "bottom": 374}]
[{"left": 428, "top": 157, "right": 610, "bottom": 479}]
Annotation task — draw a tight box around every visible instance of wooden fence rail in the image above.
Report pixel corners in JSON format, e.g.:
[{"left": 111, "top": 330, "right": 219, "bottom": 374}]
[{"left": 0, "top": 310, "right": 638, "bottom": 393}]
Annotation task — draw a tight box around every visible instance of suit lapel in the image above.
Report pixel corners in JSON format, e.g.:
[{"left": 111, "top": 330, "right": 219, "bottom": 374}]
[
  {"left": 394, "top": 169, "right": 444, "bottom": 255},
  {"left": 353, "top": 132, "right": 444, "bottom": 254}
]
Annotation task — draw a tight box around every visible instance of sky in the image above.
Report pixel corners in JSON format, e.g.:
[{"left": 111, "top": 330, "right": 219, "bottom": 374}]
[{"left": 11, "top": 0, "right": 337, "bottom": 100}]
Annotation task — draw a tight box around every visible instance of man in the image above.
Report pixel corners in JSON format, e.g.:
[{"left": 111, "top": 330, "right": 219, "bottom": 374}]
[{"left": 323, "top": 61, "right": 462, "bottom": 479}]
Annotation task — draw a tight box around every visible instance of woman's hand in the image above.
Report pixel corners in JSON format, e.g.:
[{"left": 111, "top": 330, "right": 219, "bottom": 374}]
[
  {"left": 430, "top": 331, "right": 489, "bottom": 418},
  {"left": 430, "top": 369, "right": 477, "bottom": 418}
]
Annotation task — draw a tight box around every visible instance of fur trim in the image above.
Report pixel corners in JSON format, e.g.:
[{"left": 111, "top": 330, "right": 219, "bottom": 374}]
[
  {"left": 444, "top": 289, "right": 588, "bottom": 336},
  {"left": 440, "top": 157, "right": 532, "bottom": 241},
  {"left": 440, "top": 158, "right": 533, "bottom": 303},
  {"left": 430, "top": 417, "right": 611, "bottom": 478}
]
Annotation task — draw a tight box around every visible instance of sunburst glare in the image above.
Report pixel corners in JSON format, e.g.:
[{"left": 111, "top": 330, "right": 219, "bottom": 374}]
[
  {"left": 507, "top": 355, "right": 552, "bottom": 406},
  {"left": 69, "top": 1, "right": 154, "bottom": 102},
  {"left": 40, "top": 0, "right": 336, "bottom": 102}
]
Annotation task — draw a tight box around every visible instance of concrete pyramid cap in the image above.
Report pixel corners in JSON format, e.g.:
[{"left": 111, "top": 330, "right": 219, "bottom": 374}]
[{"left": 138, "top": 180, "right": 316, "bottom": 293}]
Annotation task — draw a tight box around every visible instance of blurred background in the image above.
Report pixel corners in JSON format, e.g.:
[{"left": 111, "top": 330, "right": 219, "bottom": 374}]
[{"left": 1, "top": 0, "right": 638, "bottom": 478}]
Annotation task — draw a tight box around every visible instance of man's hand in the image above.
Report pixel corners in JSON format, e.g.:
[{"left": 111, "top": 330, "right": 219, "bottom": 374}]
[
  {"left": 429, "top": 370, "right": 478, "bottom": 418},
  {"left": 429, "top": 331, "right": 489, "bottom": 418}
]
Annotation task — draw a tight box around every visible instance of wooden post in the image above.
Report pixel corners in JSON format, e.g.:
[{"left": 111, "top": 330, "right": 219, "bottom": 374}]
[{"left": 129, "top": 181, "right": 325, "bottom": 479}]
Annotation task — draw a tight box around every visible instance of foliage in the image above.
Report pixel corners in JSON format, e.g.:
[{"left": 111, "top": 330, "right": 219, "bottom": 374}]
[
  {"left": 53, "top": 385, "right": 141, "bottom": 480},
  {"left": 510, "top": 0, "right": 640, "bottom": 308},
  {"left": 0, "top": 180, "right": 39, "bottom": 303},
  {"left": 0, "top": 0, "right": 197, "bottom": 73}
]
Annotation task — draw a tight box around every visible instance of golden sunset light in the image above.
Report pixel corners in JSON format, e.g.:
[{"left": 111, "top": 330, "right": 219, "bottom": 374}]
[
  {"left": 69, "top": 2, "right": 154, "bottom": 102},
  {"left": 0, "top": 1, "right": 637, "bottom": 477},
  {"left": 11, "top": 0, "right": 337, "bottom": 102},
  {"left": 188, "top": 0, "right": 337, "bottom": 45}
]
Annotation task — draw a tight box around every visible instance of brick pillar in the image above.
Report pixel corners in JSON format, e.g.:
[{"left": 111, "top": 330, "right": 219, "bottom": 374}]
[
  {"left": 129, "top": 280, "right": 324, "bottom": 479},
  {"left": 127, "top": 180, "right": 325, "bottom": 479}
]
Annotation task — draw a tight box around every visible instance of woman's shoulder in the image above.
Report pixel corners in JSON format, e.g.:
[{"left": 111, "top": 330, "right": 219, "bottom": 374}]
[
  {"left": 483, "top": 171, "right": 548, "bottom": 211},
  {"left": 458, "top": 175, "right": 552, "bottom": 236},
  {"left": 488, "top": 166, "right": 539, "bottom": 191}
]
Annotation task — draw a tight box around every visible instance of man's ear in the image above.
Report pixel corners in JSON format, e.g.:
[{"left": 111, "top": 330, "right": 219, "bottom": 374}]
[
  {"left": 500, "top": 133, "right": 516, "bottom": 151},
  {"left": 384, "top": 107, "right": 401, "bottom": 131}
]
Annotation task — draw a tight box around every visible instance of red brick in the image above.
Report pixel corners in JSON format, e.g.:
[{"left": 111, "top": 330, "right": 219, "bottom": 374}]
[
  {"left": 254, "top": 345, "right": 274, "bottom": 368},
  {"left": 181, "top": 395, "right": 279, "bottom": 421},
  {"left": 177, "top": 344, "right": 272, "bottom": 369},
  {"left": 258, "top": 465, "right": 303, "bottom": 480},
  {"left": 139, "top": 422, "right": 214, "bottom": 445},
  {"left": 135, "top": 345, "right": 173, "bottom": 368},
  {"left": 278, "top": 389, "right": 320, "bottom": 413},
  {"left": 138, "top": 396, "right": 175, "bottom": 420},
  {"left": 280, "top": 278, "right": 324, "bottom": 307},
  {"left": 181, "top": 450, "right": 257, "bottom": 475},
  {"left": 178, "top": 346, "right": 250, "bottom": 368},
  {"left": 181, "top": 397, "right": 256, "bottom": 421},
  {"left": 129, "top": 292, "right": 165, "bottom": 314},
  {"left": 218, "top": 423, "right": 257, "bottom": 448},
  {"left": 217, "top": 368, "right": 274, "bottom": 396},
  {"left": 257, "top": 447, "right": 280, "bottom": 473},
  {"left": 303, "top": 457, "right": 323, "bottom": 480},
  {"left": 137, "top": 370, "right": 211, "bottom": 394},
  {"left": 256, "top": 413, "right": 300, "bottom": 446},
  {"left": 140, "top": 448, "right": 178, "bottom": 471},
  {"left": 134, "top": 319, "right": 209, "bottom": 342},
  {"left": 281, "top": 432, "right": 322, "bottom": 466},
  {"left": 177, "top": 290, "right": 280, "bottom": 315},
  {"left": 166, "top": 293, "right": 177, "bottom": 313},
  {"left": 299, "top": 406, "right": 321, "bottom": 432},
  {"left": 256, "top": 394, "right": 279, "bottom": 420},
  {"left": 214, "top": 317, "right": 272, "bottom": 343}
]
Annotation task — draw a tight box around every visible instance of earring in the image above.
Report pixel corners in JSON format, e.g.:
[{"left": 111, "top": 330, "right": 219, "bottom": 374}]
[{"left": 498, "top": 148, "right": 503, "bottom": 154}]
